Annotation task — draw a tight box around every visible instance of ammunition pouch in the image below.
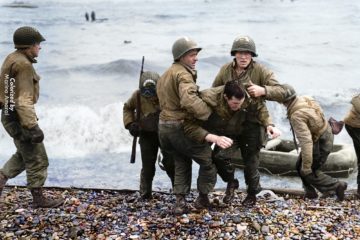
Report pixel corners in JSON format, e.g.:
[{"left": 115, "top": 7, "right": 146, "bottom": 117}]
[
  {"left": 328, "top": 117, "right": 344, "bottom": 135},
  {"left": 139, "top": 111, "right": 159, "bottom": 132}
]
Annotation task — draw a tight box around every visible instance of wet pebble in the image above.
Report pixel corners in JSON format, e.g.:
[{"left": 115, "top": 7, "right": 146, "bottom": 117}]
[{"left": 0, "top": 187, "right": 359, "bottom": 239}]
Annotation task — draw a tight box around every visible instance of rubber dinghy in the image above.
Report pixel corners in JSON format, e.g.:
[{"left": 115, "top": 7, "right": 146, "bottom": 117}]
[{"left": 230, "top": 138, "right": 357, "bottom": 178}]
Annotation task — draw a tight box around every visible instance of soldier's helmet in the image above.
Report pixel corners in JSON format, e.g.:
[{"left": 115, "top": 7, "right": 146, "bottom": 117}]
[
  {"left": 172, "top": 37, "right": 202, "bottom": 61},
  {"left": 231, "top": 36, "right": 257, "bottom": 57},
  {"left": 13, "top": 26, "right": 46, "bottom": 49},
  {"left": 140, "top": 71, "right": 160, "bottom": 98},
  {"left": 282, "top": 84, "right": 297, "bottom": 103}
]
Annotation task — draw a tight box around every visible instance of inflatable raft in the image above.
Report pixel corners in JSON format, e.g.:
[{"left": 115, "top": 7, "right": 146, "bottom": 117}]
[{"left": 231, "top": 138, "right": 357, "bottom": 178}]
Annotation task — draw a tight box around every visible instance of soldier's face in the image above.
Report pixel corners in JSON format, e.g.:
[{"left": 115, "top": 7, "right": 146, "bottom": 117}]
[
  {"left": 180, "top": 50, "right": 199, "bottom": 69},
  {"left": 225, "top": 95, "right": 244, "bottom": 111},
  {"left": 235, "top": 51, "right": 252, "bottom": 69},
  {"left": 29, "top": 43, "right": 41, "bottom": 58}
]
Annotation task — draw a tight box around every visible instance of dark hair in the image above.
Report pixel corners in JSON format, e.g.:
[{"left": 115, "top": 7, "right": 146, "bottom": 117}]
[{"left": 224, "top": 80, "right": 245, "bottom": 100}]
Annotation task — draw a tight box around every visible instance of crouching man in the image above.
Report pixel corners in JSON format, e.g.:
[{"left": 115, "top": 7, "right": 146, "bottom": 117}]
[{"left": 279, "top": 85, "right": 347, "bottom": 200}]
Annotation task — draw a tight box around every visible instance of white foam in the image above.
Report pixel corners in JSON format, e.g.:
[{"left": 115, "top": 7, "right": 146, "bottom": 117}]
[{"left": 0, "top": 102, "right": 133, "bottom": 159}]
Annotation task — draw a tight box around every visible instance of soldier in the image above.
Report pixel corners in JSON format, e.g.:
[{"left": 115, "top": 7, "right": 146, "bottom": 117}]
[
  {"left": 185, "top": 81, "right": 278, "bottom": 204},
  {"left": 0, "top": 26, "right": 64, "bottom": 208},
  {"left": 344, "top": 94, "right": 360, "bottom": 197},
  {"left": 212, "top": 35, "right": 283, "bottom": 206},
  {"left": 123, "top": 71, "right": 174, "bottom": 200},
  {"left": 157, "top": 37, "right": 219, "bottom": 215},
  {"left": 280, "top": 85, "right": 347, "bottom": 200}
]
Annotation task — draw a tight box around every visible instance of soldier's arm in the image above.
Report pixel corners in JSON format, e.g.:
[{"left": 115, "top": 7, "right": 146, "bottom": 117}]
[
  {"left": 291, "top": 113, "right": 314, "bottom": 175},
  {"left": 257, "top": 102, "right": 273, "bottom": 127},
  {"left": 123, "top": 90, "right": 138, "bottom": 128},
  {"left": 259, "top": 66, "right": 287, "bottom": 102},
  {"left": 178, "top": 72, "right": 212, "bottom": 121},
  {"left": 13, "top": 62, "right": 38, "bottom": 129}
]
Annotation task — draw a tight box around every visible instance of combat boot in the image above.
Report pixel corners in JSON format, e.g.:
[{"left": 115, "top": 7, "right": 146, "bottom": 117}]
[
  {"left": 304, "top": 187, "right": 318, "bottom": 199},
  {"left": 335, "top": 181, "right": 347, "bottom": 201},
  {"left": 223, "top": 179, "right": 239, "bottom": 204},
  {"left": 140, "top": 193, "right": 153, "bottom": 201},
  {"left": 242, "top": 194, "right": 256, "bottom": 207},
  {"left": 31, "top": 188, "right": 64, "bottom": 208},
  {"left": 174, "top": 194, "right": 187, "bottom": 215},
  {"left": 0, "top": 172, "right": 8, "bottom": 197},
  {"left": 194, "top": 193, "right": 211, "bottom": 209}
]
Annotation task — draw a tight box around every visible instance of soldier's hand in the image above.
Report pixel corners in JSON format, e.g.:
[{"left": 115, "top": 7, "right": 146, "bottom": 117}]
[
  {"left": 247, "top": 81, "right": 266, "bottom": 97},
  {"left": 29, "top": 124, "right": 44, "bottom": 144},
  {"left": 266, "top": 125, "right": 281, "bottom": 139},
  {"left": 205, "top": 134, "right": 233, "bottom": 149},
  {"left": 128, "top": 122, "right": 140, "bottom": 137}
]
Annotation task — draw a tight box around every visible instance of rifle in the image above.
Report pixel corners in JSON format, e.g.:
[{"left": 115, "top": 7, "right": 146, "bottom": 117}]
[{"left": 130, "top": 56, "right": 145, "bottom": 163}]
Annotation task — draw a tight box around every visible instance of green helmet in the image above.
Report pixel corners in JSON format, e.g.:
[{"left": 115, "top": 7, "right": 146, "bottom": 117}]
[
  {"left": 140, "top": 71, "right": 160, "bottom": 87},
  {"left": 13, "top": 26, "right": 46, "bottom": 49},
  {"left": 282, "top": 84, "right": 296, "bottom": 102},
  {"left": 231, "top": 36, "right": 257, "bottom": 57},
  {"left": 140, "top": 71, "right": 160, "bottom": 98},
  {"left": 172, "top": 37, "right": 202, "bottom": 61}
]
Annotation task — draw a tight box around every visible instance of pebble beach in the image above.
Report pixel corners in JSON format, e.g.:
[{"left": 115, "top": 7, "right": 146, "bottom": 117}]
[{"left": 1, "top": 186, "right": 359, "bottom": 239}]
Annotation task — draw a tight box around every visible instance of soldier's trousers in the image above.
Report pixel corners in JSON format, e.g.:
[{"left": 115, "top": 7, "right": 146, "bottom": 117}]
[
  {"left": 158, "top": 122, "right": 217, "bottom": 195},
  {"left": 213, "top": 122, "right": 263, "bottom": 195},
  {"left": 0, "top": 111, "right": 48, "bottom": 189},
  {"left": 139, "top": 131, "right": 174, "bottom": 197},
  {"left": 213, "top": 145, "right": 235, "bottom": 183},
  {"left": 296, "top": 126, "right": 339, "bottom": 193},
  {"left": 345, "top": 124, "right": 360, "bottom": 185}
]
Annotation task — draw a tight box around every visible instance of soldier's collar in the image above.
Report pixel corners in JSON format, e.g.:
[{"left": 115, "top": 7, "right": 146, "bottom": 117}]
[
  {"left": 17, "top": 49, "right": 37, "bottom": 63},
  {"left": 175, "top": 62, "right": 197, "bottom": 76}
]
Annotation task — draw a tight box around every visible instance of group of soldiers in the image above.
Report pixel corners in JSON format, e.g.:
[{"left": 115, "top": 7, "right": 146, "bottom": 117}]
[
  {"left": 124, "top": 36, "right": 359, "bottom": 215},
  {"left": 0, "top": 26, "right": 359, "bottom": 214}
]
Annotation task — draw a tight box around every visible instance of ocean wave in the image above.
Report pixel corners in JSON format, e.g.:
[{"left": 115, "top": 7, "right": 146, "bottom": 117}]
[
  {"left": 0, "top": 102, "right": 133, "bottom": 159},
  {"left": 43, "top": 58, "right": 163, "bottom": 76}
]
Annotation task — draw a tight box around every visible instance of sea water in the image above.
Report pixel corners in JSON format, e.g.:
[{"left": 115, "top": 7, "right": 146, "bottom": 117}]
[{"left": 0, "top": 0, "right": 359, "bottom": 190}]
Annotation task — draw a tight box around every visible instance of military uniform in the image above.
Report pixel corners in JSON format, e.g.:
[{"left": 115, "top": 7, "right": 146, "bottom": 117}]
[
  {"left": 344, "top": 94, "right": 360, "bottom": 190},
  {"left": 157, "top": 57, "right": 218, "bottom": 212},
  {"left": 0, "top": 50, "right": 49, "bottom": 189},
  {"left": 288, "top": 96, "right": 345, "bottom": 196},
  {"left": 212, "top": 59, "right": 284, "bottom": 196},
  {"left": 123, "top": 84, "right": 174, "bottom": 198},
  {"left": 0, "top": 26, "right": 63, "bottom": 208}
]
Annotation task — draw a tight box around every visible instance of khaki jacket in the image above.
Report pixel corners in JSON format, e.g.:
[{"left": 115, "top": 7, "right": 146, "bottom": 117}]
[
  {"left": 287, "top": 96, "right": 328, "bottom": 174},
  {"left": 344, "top": 94, "right": 360, "bottom": 128},
  {"left": 0, "top": 50, "right": 40, "bottom": 129},
  {"left": 157, "top": 62, "right": 211, "bottom": 121},
  {"left": 212, "top": 60, "right": 284, "bottom": 126},
  {"left": 123, "top": 90, "right": 160, "bottom": 132},
  {"left": 184, "top": 86, "right": 247, "bottom": 142}
]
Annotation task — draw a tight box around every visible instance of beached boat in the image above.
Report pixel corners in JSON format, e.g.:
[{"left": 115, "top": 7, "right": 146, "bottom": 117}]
[
  {"left": 2, "top": 1, "right": 38, "bottom": 8},
  {"left": 231, "top": 138, "right": 357, "bottom": 178}
]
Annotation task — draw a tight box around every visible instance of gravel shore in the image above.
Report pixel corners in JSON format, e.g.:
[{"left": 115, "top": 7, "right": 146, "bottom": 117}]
[{"left": 1, "top": 186, "right": 359, "bottom": 239}]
